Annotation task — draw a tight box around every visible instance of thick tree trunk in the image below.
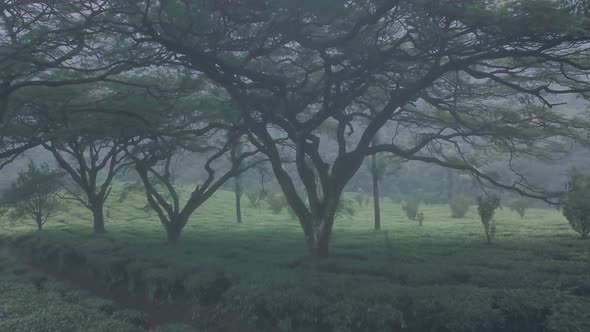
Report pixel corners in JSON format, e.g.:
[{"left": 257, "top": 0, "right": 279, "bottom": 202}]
[
  {"left": 235, "top": 178, "right": 242, "bottom": 224},
  {"left": 91, "top": 200, "right": 106, "bottom": 234},
  {"left": 35, "top": 216, "right": 43, "bottom": 231},
  {"left": 371, "top": 153, "right": 381, "bottom": 231},
  {"left": 0, "top": 85, "right": 9, "bottom": 123},
  {"left": 304, "top": 205, "right": 338, "bottom": 259},
  {"left": 306, "top": 228, "right": 331, "bottom": 259},
  {"left": 165, "top": 222, "right": 184, "bottom": 243}
]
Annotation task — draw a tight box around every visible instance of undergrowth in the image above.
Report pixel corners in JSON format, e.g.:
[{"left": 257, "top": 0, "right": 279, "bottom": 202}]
[{"left": 1, "top": 189, "right": 590, "bottom": 331}]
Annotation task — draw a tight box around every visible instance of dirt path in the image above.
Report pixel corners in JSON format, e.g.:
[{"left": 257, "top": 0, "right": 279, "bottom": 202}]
[{"left": 0, "top": 243, "right": 266, "bottom": 332}]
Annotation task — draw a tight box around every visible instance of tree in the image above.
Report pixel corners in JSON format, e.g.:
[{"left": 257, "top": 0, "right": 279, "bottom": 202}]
[
  {"left": 0, "top": 0, "right": 173, "bottom": 122},
  {"left": 371, "top": 146, "right": 381, "bottom": 230},
  {"left": 231, "top": 139, "right": 245, "bottom": 224},
  {"left": 562, "top": 170, "right": 590, "bottom": 239},
  {"left": 0, "top": 0, "right": 163, "bottom": 167},
  {"left": 0, "top": 161, "right": 64, "bottom": 230},
  {"left": 29, "top": 83, "right": 151, "bottom": 233},
  {"left": 369, "top": 151, "right": 404, "bottom": 230},
  {"left": 477, "top": 194, "right": 501, "bottom": 244},
  {"left": 509, "top": 197, "right": 529, "bottom": 218},
  {"left": 123, "top": 0, "right": 590, "bottom": 257},
  {"left": 123, "top": 81, "right": 264, "bottom": 242},
  {"left": 130, "top": 128, "right": 261, "bottom": 243},
  {"left": 449, "top": 195, "right": 471, "bottom": 218}
]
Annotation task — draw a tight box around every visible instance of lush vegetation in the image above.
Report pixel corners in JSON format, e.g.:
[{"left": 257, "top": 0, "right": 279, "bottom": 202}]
[
  {"left": 563, "top": 171, "right": 590, "bottom": 239},
  {"left": 1, "top": 190, "right": 589, "bottom": 332},
  {"left": 1, "top": 1, "right": 590, "bottom": 331},
  {"left": 0, "top": 253, "right": 196, "bottom": 332},
  {"left": 449, "top": 195, "right": 471, "bottom": 219},
  {"left": 0, "top": 162, "right": 64, "bottom": 230}
]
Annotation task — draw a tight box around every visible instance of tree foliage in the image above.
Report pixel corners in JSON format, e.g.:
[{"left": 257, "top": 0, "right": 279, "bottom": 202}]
[
  {"left": 562, "top": 170, "right": 590, "bottom": 239},
  {"left": 477, "top": 194, "right": 501, "bottom": 244},
  {"left": 1, "top": 0, "right": 590, "bottom": 257},
  {"left": 0, "top": 161, "right": 65, "bottom": 230},
  {"left": 450, "top": 195, "right": 471, "bottom": 219},
  {"left": 112, "top": 0, "right": 590, "bottom": 256},
  {"left": 402, "top": 196, "right": 421, "bottom": 221},
  {"left": 509, "top": 197, "right": 529, "bottom": 218}
]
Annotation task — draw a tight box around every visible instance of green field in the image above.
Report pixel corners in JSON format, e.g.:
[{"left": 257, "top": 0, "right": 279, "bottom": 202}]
[{"left": 1, "top": 190, "right": 589, "bottom": 332}]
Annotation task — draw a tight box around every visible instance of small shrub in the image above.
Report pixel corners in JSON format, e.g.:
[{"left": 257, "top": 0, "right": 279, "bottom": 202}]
[
  {"left": 354, "top": 193, "right": 366, "bottom": 206},
  {"left": 449, "top": 195, "right": 471, "bottom": 218},
  {"left": 562, "top": 170, "right": 590, "bottom": 239},
  {"left": 267, "top": 194, "right": 286, "bottom": 214},
  {"left": 111, "top": 309, "right": 149, "bottom": 328},
  {"left": 417, "top": 212, "right": 424, "bottom": 226},
  {"left": 477, "top": 194, "right": 501, "bottom": 244},
  {"left": 402, "top": 197, "right": 420, "bottom": 220},
  {"left": 246, "top": 190, "right": 267, "bottom": 208},
  {"left": 389, "top": 191, "right": 403, "bottom": 204},
  {"left": 509, "top": 197, "right": 529, "bottom": 218},
  {"left": 336, "top": 198, "right": 356, "bottom": 218}
]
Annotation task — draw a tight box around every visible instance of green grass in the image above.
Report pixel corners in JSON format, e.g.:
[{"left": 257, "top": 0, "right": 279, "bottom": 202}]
[{"left": 1, "top": 189, "right": 590, "bottom": 332}]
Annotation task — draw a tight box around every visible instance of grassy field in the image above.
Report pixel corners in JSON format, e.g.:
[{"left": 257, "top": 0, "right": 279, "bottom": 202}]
[{"left": 1, "top": 189, "right": 590, "bottom": 332}]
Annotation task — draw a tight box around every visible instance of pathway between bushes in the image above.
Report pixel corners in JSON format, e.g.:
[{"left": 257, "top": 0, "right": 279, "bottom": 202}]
[{"left": 0, "top": 243, "right": 265, "bottom": 332}]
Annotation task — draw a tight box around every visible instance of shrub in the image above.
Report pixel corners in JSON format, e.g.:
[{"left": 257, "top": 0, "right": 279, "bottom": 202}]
[
  {"left": 388, "top": 189, "right": 403, "bottom": 204},
  {"left": 267, "top": 194, "right": 287, "bottom": 214},
  {"left": 562, "top": 170, "right": 590, "bottom": 239},
  {"left": 402, "top": 196, "right": 420, "bottom": 220},
  {"left": 336, "top": 198, "right": 356, "bottom": 218},
  {"left": 417, "top": 212, "right": 424, "bottom": 226},
  {"left": 111, "top": 309, "right": 149, "bottom": 328},
  {"left": 354, "top": 193, "right": 366, "bottom": 206},
  {"left": 246, "top": 190, "right": 267, "bottom": 208},
  {"left": 449, "top": 195, "right": 471, "bottom": 218},
  {"left": 509, "top": 197, "right": 529, "bottom": 218},
  {"left": 477, "top": 194, "right": 501, "bottom": 244}
]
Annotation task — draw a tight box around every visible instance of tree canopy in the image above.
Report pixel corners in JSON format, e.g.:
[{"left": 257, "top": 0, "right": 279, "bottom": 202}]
[{"left": 1, "top": 0, "right": 590, "bottom": 256}]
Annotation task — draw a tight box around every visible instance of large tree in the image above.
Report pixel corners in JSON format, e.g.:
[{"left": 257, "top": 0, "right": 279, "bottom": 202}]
[
  {"left": 127, "top": 112, "right": 263, "bottom": 243},
  {"left": 27, "top": 83, "right": 152, "bottom": 233},
  {"left": 125, "top": 0, "right": 590, "bottom": 257},
  {"left": 0, "top": 0, "right": 168, "bottom": 167}
]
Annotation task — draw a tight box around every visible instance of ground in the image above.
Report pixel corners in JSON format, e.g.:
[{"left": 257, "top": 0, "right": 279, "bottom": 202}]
[{"left": 0, "top": 189, "right": 589, "bottom": 332}]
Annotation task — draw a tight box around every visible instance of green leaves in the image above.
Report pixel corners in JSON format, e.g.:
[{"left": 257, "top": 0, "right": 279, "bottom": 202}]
[
  {"left": 0, "top": 161, "right": 65, "bottom": 229},
  {"left": 562, "top": 169, "right": 590, "bottom": 239}
]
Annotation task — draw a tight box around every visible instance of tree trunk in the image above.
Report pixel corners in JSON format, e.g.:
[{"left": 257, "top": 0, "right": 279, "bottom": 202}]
[
  {"left": 371, "top": 153, "right": 381, "bottom": 231},
  {"left": 35, "top": 216, "right": 43, "bottom": 231},
  {"left": 304, "top": 206, "right": 338, "bottom": 259},
  {"left": 165, "top": 222, "right": 183, "bottom": 243},
  {"left": 0, "top": 85, "right": 9, "bottom": 123},
  {"left": 235, "top": 177, "right": 242, "bottom": 224},
  {"left": 447, "top": 168, "right": 454, "bottom": 203},
  {"left": 91, "top": 200, "right": 106, "bottom": 234},
  {"left": 306, "top": 228, "right": 331, "bottom": 259}
]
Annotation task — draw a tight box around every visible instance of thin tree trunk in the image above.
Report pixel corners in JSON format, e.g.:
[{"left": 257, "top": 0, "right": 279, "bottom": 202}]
[
  {"left": 371, "top": 152, "right": 381, "bottom": 231},
  {"left": 91, "top": 200, "right": 106, "bottom": 234},
  {"left": 235, "top": 177, "right": 242, "bottom": 224},
  {"left": 447, "top": 168, "right": 454, "bottom": 203}
]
